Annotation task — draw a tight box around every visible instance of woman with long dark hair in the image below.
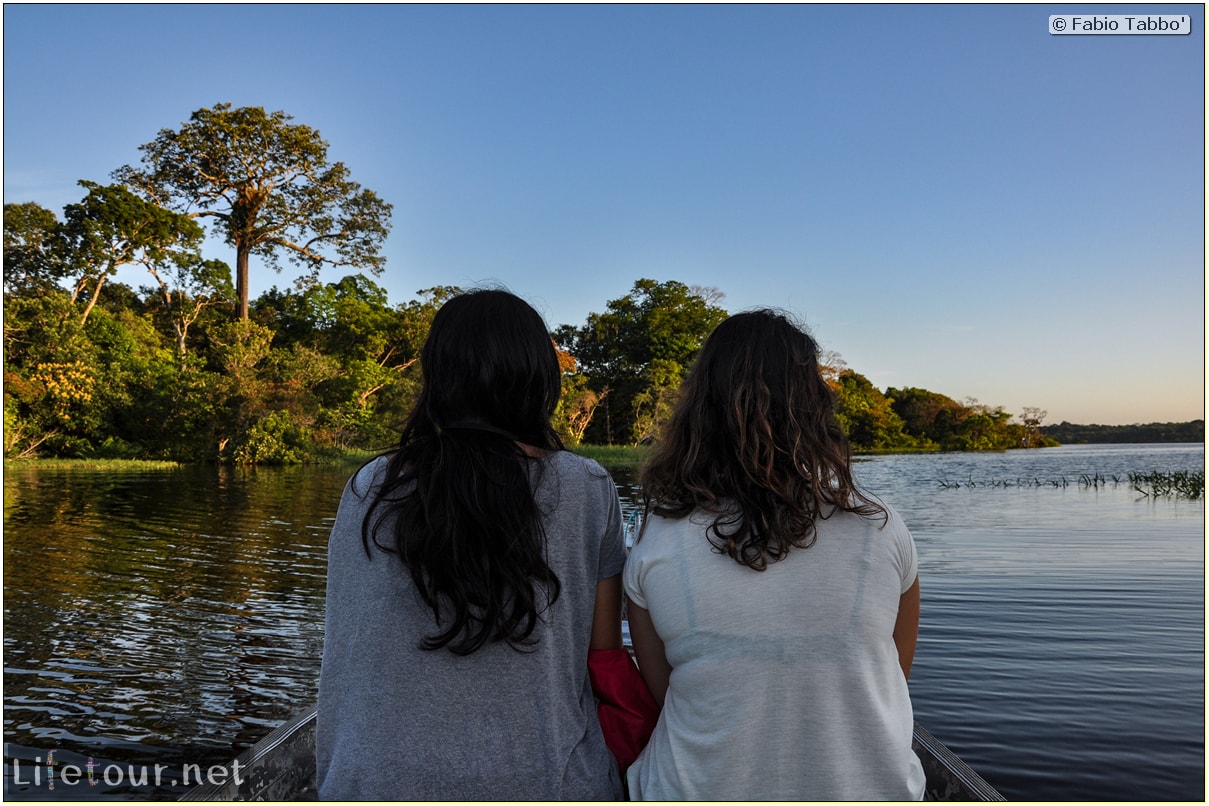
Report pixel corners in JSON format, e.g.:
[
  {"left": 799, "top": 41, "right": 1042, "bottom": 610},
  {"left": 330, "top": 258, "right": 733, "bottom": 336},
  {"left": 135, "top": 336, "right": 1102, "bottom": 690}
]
[
  {"left": 317, "top": 289, "right": 626, "bottom": 799},
  {"left": 624, "top": 310, "right": 925, "bottom": 800}
]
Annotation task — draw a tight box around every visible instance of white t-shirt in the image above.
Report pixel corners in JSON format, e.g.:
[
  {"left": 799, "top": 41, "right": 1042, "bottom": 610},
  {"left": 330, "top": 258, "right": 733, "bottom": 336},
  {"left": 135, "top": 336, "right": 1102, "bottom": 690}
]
[{"left": 623, "top": 502, "right": 926, "bottom": 801}]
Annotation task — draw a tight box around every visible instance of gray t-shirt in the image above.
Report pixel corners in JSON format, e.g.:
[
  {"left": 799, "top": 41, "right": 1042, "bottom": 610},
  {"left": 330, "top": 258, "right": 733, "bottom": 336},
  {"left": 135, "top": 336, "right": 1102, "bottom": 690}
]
[{"left": 317, "top": 451, "right": 627, "bottom": 800}]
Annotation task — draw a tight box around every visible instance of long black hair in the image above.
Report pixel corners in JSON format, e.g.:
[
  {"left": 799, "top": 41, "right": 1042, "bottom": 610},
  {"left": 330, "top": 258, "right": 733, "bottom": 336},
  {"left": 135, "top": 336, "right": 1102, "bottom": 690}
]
[
  {"left": 641, "top": 310, "right": 885, "bottom": 570},
  {"left": 361, "top": 289, "right": 565, "bottom": 654}
]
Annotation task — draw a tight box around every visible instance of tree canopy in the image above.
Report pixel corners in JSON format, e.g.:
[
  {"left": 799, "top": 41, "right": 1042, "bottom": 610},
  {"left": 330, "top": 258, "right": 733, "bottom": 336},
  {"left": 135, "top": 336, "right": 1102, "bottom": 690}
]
[
  {"left": 555, "top": 279, "right": 728, "bottom": 445},
  {"left": 1, "top": 102, "right": 1088, "bottom": 463},
  {"left": 3, "top": 201, "right": 69, "bottom": 297},
  {"left": 61, "top": 181, "right": 208, "bottom": 326},
  {"left": 114, "top": 103, "right": 392, "bottom": 319}
]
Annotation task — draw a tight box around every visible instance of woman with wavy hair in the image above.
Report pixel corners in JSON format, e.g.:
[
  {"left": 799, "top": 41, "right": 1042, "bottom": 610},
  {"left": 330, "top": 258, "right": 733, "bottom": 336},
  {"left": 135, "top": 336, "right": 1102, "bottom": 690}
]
[
  {"left": 317, "top": 289, "right": 626, "bottom": 800},
  {"left": 624, "top": 310, "right": 925, "bottom": 800}
]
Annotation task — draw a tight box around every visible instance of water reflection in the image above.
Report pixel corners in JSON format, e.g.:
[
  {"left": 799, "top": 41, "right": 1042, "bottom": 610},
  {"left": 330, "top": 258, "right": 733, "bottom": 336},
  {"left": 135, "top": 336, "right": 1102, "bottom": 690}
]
[
  {"left": 4, "top": 464, "right": 342, "bottom": 763},
  {"left": 3, "top": 445, "right": 1204, "bottom": 800}
]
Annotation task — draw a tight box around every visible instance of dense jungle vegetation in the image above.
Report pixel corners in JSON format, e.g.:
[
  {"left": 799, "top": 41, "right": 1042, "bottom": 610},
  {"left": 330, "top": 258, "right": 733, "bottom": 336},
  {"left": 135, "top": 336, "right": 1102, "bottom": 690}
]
[{"left": 6, "top": 103, "right": 1154, "bottom": 465}]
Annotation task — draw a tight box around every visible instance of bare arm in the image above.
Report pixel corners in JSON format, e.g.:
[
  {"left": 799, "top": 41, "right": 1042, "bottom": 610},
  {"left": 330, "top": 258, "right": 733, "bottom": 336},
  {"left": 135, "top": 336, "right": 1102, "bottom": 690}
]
[
  {"left": 626, "top": 600, "right": 672, "bottom": 707},
  {"left": 590, "top": 575, "right": 623, "bottom": 651},
  {"left": 893, "top": 577, "right": 921, "bottom": 679}
]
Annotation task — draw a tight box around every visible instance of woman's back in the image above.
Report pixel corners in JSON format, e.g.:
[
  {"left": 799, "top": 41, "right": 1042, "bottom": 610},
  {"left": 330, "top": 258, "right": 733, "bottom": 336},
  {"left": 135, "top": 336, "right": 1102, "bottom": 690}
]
[
  {"left": 623, "top": 309, "right": 925, "bottom": 801},
  {"left": 623, "top": 503, "right": 925, "bottom": 800},
  {"left": 317, "top": 451, "right": 626, "bottom": 800}
]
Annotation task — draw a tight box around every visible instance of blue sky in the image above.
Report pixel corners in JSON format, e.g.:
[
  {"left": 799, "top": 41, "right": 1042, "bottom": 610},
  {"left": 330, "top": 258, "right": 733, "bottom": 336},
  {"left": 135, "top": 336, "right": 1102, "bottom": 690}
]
[{"left": 4, "top": 4, "right": 1204, "bottom": 426}]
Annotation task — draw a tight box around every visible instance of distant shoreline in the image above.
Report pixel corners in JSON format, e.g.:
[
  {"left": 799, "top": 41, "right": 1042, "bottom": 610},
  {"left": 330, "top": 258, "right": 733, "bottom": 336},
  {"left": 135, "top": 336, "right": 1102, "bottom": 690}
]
[{"left": 1040, "top": 420, "right": 1204, "bottom": 445}]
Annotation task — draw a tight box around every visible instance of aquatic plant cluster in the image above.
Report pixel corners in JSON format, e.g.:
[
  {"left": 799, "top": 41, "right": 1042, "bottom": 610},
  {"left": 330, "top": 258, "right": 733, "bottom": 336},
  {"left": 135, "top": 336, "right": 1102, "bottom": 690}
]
[
  {"left": 936, "top": 470, "right": 1205, "bottom": 500},
  {"left": 1126, "top": 471, "right": 1205, "bottom": 500}
]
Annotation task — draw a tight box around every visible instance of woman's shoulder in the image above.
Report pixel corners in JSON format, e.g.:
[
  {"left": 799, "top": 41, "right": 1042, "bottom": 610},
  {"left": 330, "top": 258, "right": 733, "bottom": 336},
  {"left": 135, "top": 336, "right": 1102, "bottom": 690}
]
[
  {"left": 344, "top": 454, "right": 394, "bottom": 500},
  {"left": 542, "top": 449, "right": 614, "bottom": 483},
  {"left": 864, "top": 494, "right": 908, "bottom": 531},
  {"left": 630, "top": 507, "right": 708, "bottom": 549}
]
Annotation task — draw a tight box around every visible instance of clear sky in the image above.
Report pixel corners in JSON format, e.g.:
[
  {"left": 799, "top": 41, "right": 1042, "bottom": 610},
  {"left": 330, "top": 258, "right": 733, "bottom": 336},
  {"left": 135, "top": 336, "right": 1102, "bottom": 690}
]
[{"left": 3, "top": 3, "right": 1204, "bottom": 426}]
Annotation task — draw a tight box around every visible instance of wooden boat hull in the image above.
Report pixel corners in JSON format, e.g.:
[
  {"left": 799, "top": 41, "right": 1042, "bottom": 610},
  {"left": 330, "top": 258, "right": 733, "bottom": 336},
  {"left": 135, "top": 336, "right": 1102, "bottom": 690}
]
[{"left": 182, "top": 706, "right": 1003, "bottom": 801}]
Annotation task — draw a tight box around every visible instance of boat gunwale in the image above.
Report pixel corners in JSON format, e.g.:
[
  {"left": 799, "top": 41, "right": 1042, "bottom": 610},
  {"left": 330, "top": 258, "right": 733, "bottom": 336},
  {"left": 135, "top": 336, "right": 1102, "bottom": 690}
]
[{"left": 182, "top": 706, "right": 1005, "bottom": 801}]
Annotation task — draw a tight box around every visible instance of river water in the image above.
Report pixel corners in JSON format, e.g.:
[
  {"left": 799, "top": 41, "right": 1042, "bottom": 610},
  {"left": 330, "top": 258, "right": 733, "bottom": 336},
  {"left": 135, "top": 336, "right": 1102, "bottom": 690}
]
[{"left": 3, "top": 444, "right": 1203, "bottom": 800}]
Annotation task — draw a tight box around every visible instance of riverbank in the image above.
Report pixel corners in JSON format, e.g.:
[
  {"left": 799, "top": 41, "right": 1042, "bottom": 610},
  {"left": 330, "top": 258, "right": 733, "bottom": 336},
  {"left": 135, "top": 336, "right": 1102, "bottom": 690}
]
[
  {"left": 3, "top": 446, "right": 645, "bottom": 471},
  {"left": 2, "top": 457, "right": 184, "bottom": 471}
]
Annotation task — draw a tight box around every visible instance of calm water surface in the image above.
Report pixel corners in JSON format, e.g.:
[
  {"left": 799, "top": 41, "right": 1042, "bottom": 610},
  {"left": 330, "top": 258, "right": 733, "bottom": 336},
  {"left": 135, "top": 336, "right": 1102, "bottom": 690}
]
[{"left": 3, "top": 444, "right": 1204, "bottom": 800}]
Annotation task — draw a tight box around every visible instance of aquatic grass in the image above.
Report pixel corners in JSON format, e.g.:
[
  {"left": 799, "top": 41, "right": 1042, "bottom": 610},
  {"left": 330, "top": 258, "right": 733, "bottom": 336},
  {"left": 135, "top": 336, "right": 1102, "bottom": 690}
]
[
  {"left": 937, "top": 470, "right": 1205, "bottom": 500},
  {"left": 3, "top": 446, "right": 382, "bottom": 470},
  {"left": 1129, "top": 471, "right": 1205, "bottom": 500},
  {"left": 4, "top": 457, "right": 183, "bottom": 471},
  {"left": 570, "top": 444, "right": 649, "bottom": 468}
]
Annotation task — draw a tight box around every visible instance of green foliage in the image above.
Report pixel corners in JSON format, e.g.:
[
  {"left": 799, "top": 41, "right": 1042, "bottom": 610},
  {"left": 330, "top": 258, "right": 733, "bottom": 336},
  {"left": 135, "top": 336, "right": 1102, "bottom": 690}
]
[
  {"left": 115, "top": 103, "right": 393, "bottom": 319},
  {"left": 552, "top": 373, "right": 603, "bottom": 446},
  {"left": 136, "top": 357, "right": 224, "bottom": 462},
  {"left": 83, "top": 435, "right": 145, "bottom": 460},
  {"left": 9, "top": 252, "right": 1191, "bottom": 463},
  {"left": 570, "top": 444, "right": 649, "bottom": 468},
  {"left": 232, "top": 410, "right": 314, "bottom": 465},
  {"left": 10, "top": 104, "right": 1103, "bottom": 465},
  {"left": 885, "top": 386, "right": 1038, "bottom": 452},
  {"left": 61, "top": 181, "right": 205, "bottom": 324},
  {"left": 557, "top": 279, "right": 728, "bottom": 445},
  {"left": 833, "top": 371, "right": 924, "bottom": 452},
  {"left": 3, "top": 293, "right": 109, "bottom": 456},
  {"left": 885, "top": 386, "right": 963, "bottom": 446},
  {"left": 630, "top": 358, "right": 682, "bottom": 445},
  {"left": 3, "top": 201, "right": 70, "bottom": 296},
  {"left": 142, "top": 255, "right": 234, "bottom": 356}
]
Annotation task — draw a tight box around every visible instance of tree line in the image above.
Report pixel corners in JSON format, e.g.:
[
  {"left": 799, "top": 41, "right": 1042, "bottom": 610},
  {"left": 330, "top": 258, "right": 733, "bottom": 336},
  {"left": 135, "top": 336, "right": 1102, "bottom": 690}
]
[
  {"left": 1040, "top": 421, "right": 1204, "bottom": 444},
  {"left": 2, "top": 267, "right": 1060, "bottom": 462},
  {"left": 4, "top": 103, "right": 1063, "bottom": 463}
]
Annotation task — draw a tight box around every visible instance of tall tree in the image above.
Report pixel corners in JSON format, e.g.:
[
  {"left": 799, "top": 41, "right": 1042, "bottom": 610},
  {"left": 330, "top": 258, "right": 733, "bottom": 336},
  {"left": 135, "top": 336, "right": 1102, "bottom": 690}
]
[
  {"left": 1020, "top": 406, "right": 1048, "bottom": 448},
  {"left": 115, "top": 103, "right": 393, "bottom": 320}
]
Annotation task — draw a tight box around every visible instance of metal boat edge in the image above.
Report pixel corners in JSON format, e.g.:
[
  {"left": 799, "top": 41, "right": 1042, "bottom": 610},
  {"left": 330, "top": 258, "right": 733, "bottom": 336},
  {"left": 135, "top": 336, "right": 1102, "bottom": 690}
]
[
  {"left": 182, "top": 706, "right": 1004, "bottom": 801},
  {"left": 181, "top": 706, "right": 318, "bottom": 802},
  {"left": 911, "top": 722, "right": 1004, "bottom": 801}
]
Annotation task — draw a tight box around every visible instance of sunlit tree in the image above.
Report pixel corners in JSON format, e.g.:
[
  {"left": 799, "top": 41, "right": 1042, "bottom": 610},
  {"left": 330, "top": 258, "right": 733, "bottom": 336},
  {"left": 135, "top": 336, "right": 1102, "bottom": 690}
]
[
  {"left": 3, "top": 202, "right": 70, "bottom": 297},
  {"left": 115, "top": 104, "right": 393, "bottom": 320},
  {"left": 60, "top": 182, "right": 205, "bottom": 325},
  {"left": 557, "top": 279, "right": 728, "bottom": 444}
]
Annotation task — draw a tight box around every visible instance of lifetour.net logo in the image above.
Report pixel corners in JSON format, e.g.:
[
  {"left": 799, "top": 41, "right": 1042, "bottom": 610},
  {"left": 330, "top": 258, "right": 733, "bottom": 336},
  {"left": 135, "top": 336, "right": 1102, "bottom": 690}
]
[{"left": 3, "top": 745, "right": 244, "bottom": 799}]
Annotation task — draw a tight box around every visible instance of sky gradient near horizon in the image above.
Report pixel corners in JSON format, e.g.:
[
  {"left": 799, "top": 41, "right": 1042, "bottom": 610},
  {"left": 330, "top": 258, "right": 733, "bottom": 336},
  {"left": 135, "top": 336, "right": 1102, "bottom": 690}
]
[{"left": 4, "top": 4, "right": 1204, "bottom": 426}]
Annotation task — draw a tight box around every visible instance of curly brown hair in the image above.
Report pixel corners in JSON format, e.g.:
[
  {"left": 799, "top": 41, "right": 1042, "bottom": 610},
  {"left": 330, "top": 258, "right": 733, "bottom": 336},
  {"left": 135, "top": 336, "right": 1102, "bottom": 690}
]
[{"left": 639, "top": 309, "right": 885, "bottom": 570}]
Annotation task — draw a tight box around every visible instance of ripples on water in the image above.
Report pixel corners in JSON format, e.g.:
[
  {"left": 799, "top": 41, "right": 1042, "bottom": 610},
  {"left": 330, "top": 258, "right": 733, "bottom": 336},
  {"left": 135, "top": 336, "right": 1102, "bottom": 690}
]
[
  {"left": 3, "top": 445, "right": 1204, "bottom": 800},
  {"left": 849, "top": 445, "right": 1205, "bottom": 801},
  {"left": 3, "top": 465, "right": 337, "bottom": 797}
]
